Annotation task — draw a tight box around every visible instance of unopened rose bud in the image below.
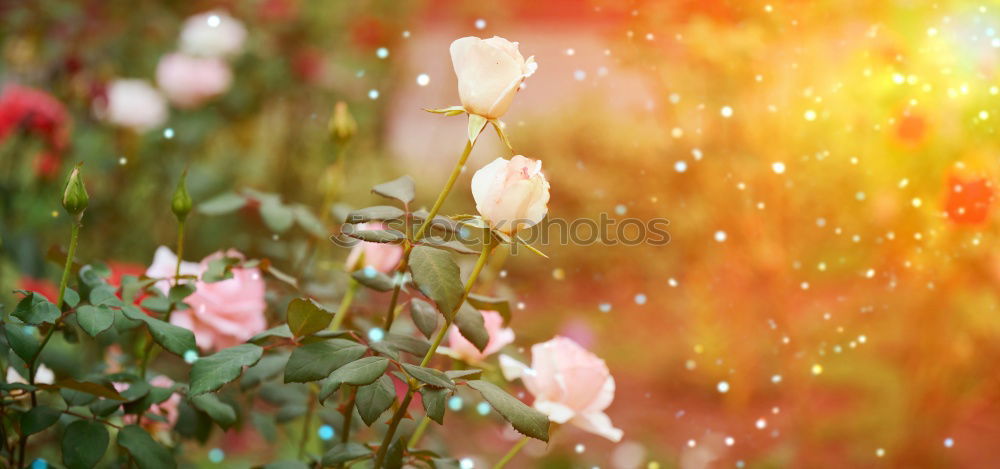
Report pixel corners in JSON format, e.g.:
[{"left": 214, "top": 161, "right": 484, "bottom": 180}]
[
  {"left": 450, "top": 36, "right": 537, "bottom": 119},
  {"left": 62, "top": 163, "right": 89, "bottom": 217},
  {"left": 471, "top": 155, "right": 550, "bottom": 234},
  {"left": 328, "top": 101, "right": 357, "bottom": 145},
  {"left": 171, "top": 170, "right": 193, "bottom": 222}
]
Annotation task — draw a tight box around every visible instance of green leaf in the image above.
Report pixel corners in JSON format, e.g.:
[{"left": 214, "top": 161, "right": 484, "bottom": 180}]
[
  {"left": 5, "top": 323, "right": 41, "bottom": 361},
  {"left": 75, "top": 305, "right": 114, "bottom": 337},
  {"left": 344, "top": 205, "right": 406, "bottom": 224},
  {"left": 62, "top": 419, "right": 109, "bottom": 469},
  {"left": 139, "top": 296, "right": 171, "bottom": 314},
  {"left": 369, "top": 341, "right": 400, "bottom": 360},
  {"left": 419, "top": 237, "right": 480, "bottom": 255},
  {"left": 411, "top": 210, "right": 461, "bottom": 234},
  {"left": 293, "top": 204, "right": 327, "bottom": 238},
  {"left": 355, "top": 375, "right": 395, "bottom": 426},
  {"left": 249, "top": 324, "right": 293, "bottom": 344},
  {"left": 189, "top": 344, "right": 263, "bottom": 395},
  {"left": 371, "top": 176, "right": 416, "bottom": 204},
  {"left": 121, "top": 306, "right": 196, "bottom": 356},
  {"left": 14, "top": 293, "right": 60, "bottom": 325},
  {"left": 202, "top": 256, "right": 238, "bottom": 282},
  {"left": 199, "top": 192, "right": 247, "bottom": 215},
  {"left": 351, "top": 269, "right": 395, "bottom": 292},
  {"left": 64, "top": 288, "right": 81, "bottom": 307},
  {"left": 88, "top": 285, "right": 122, "bottom": 307},
  {"left": 444, "top": 369, "right": 483, "bottom": 381},
  {"left": 190, "top": 394, "right": 237, "bottom": 429},
  {"left": 321, "top": 442, "right": 371, "bottom": 466},
  {"left": 21, "top": 405, "right": 62, "bottom": 436},
  {"left": 167, "top": 284, "right": 195, "bottom": 303},
  {"left": 490, "top": 119, "right": 513, "bottom": 151},
  {"left": 424, "top": 105, "right": 466, "bottom": 116},
  {"left": 386, "top": 334, "right": 431, "bottom": 357},
  {"left": 283, "top": 340, "right": 366, "bottom": 383},
  {"left": 408, "top": 246, "right": 463, "bottom": 319},
  {"left": 117, "top": 424, "right": 176, "bottom": 469},
  {"left": 466, "top": 380, "right": 549, "bottom": 441},
  {"left": 454, "top": 303, "right": 489, "bottom": 352},
  {"left": 401, "top": 364, "right": 455, "bottom": 390},
  {"left": 467, "top": 294, "right": 511, "bottom": 325},
  {"left": 60, "top": 388, "right": 97, "bottom": 406},
  {"left": 409, "top": 299, "right": 439, "bottom": 339},
  {"left": 263, "top": 462, "right": 310, "bottom": 469},
  {"left": 419, "top": 387, "right": 448, "bottom": 424},
  {"left": 342, "top": 225, "right": 406, "bottom": 244},
  {"left": 468, "top": 113, "right": 488, "bottom": 144},
  {"left": 327, "top": 356, "right": 389, "bottom": 387},
  {"left": 241, "top": 353, "right": 288, "bottom": 390},
  {"left": 53, "top": 379, "right": 127, "bottom": 401},
  {"left": 286, "top": 298, "right": 333, "bottom": 337},
  {"left": 260, "top": 199, "right": 295, "bottom": 233}
]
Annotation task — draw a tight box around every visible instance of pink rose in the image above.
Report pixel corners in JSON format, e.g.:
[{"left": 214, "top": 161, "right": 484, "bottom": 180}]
[
  {"left": 156, "top": 53, "right": 233, "bottom": 108},
  {"left": 145, "top": 247, "right": 267, "bottom": 351},
  {"left": 450, "top": 36, "right": 537, "bottom": 119},
  {"left": 445, "top": 310, "right": 514, "bottom": 363},
  {"left": 96, "top": 79, "right": 168, "bottom": 132},
  {"left": 121, "top": 375, "right": 180, "bottom": 438},
  {"left": 500, "top": 336, "right": 623, "bottom": 442},
  {"left": 179, "top": 10, "right": 247, "bottom": 58},
  {"left": 471, "top": 155, "right": 550, "bottom": 234},
  {"left": 345, "top": 222, "right": 404, "bottom": 273}
]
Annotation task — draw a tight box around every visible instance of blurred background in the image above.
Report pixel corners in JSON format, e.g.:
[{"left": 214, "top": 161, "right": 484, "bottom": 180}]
[{"left": 2, "top": 0, "right": 1000, "bottom": 467}]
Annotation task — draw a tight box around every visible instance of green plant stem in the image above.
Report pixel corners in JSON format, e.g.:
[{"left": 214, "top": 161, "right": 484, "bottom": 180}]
[
  {"left": 407, "top": 415, "right": 432, "bottom": 448},
  {"left": 340, "top": 387, "right": 357, "bottom": 444},
  {"left": 299, "top": 387, "right": 317, "bottom": 459},
  {"left": 174, "top": 220, "right": 185, "bottom": 286},
  {"left": 493, "top": 436, "right": 529, "bottom": 469},
  {"left": 330, "top": 279, "right": 359, "bottom": 330},
  {"left": 380, "top": 140, "right": 475, "bottom": 331},
  {"left": 374, "top": 234, "right": 493, "bottom": 467}
]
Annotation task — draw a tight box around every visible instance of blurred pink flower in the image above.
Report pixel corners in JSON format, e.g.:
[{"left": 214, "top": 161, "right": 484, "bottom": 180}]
[
  {"left": 120, "top": 375, "right": 180, "bottom": 438},
  {"left": 180, "top": 10, "right": 247, "bottom": 58},
  {"left": 500, "top": 336, "right": 622, "bottom": 442},
  {"left": 146, "top": 247, "right": 267, "bottom": 351},
  {"left": 471, "top": 155, "right": 550, "bottom": 234},
  {"left": 96, "top": 79, "right": 168, "bottom": 132},
  {"left": 345, "top": 223, "right": 403, "bottom": 273},
  {"left": 450, "top": 36, "right": 536, "bottom": 119},
  {"left": 446, "top": 310, "right": 514, "bottom": 363},
  {"left": 156, "top": 53, "right": 233, "bottom": 108}
]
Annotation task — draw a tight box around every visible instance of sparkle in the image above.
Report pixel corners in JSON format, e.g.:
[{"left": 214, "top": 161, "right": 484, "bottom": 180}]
[
  {"left": 448, "top": 396, "right": 464, "bottom": 411},
  {"left": 811, "top": 363, "right": 823, "bottom": 375},
  {"left": 367, "top": 328, "right": 385, "bottom": 342},
  {"left": 772, "top": 162, "right": 786, "bottom": 174},
  {"left": 615, "top": 204, "right": 627, "bottom": 215},
  {"left": 368, "top": 89, "right": 379, "bottom": 100},
  {"left": 474, "top": 18, "right": 486, "bottom": 30},
  {"left": 460, "top": 458, "right": 475, "bottom": 469},
  {"left": 416, "top": 74, "right": 430, "bottom": 86},
  {"left": 675, "top": 161, "right": 688, "bottom": 173},
  {"left": 725, "top": 436, "right": 735, "bottom": 446},
  {"left": 575, "top": 443, "right": 586, "bottom": 454},
  {"left": 598, "top": 302, "right": 612, "bottom": 313},
  {"left": 163, "top": 128, "right": 174, "bottom": 139},
  {"left": 714, "top": 230, "right": 727, "bottom": 242},
  {"left": 875, "top": 448, "right": 885, "bottom": 458},
  {"left": 476, "top": 401, "right": 491, "bottom": 415},
  {"left": 634, "top": 293, "right": 647, "bottom": 305},
  {"left": 183, "top": 350, "right": 199, "bottom": 364},
  {"left": 720, "top": 106, "right": 734, "bottom": 118},
  {"left": 668, "top": 277, "right": 679, "bottom": 287},
  {"left": 804, "top": 109, "right": 817, "bottom": 121},
  {"left": 944, "top": 437, "right": 954, "bottom": 448},
  {"left": 755, "top": 417, "right": 767, "bottom": 429},
  {"left": 318, "top": 425, "right": 335, "bottom": 440},
  {"left": 717, "top": 381, "right": 730, "bottom": 393},
  {"left": 207, "top": 15, "right": 221, "bottom": 27},
  {"left": 118, "top": 157, "right": 127, "bottom": 165},
  {"left": 771, "top": 374, "right": 782, "bottom": 383},
  {"left": 574, "top": 70, "right": 587, "bottom": 81},
  {"left": 208, "top": 448, "right": 224, "bottom": 463}
]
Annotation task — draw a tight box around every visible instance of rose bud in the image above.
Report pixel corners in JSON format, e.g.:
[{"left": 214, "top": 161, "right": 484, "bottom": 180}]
[
  {"left": 171, "top": 169, "right": 193, "bottom": 222},
  {"left": 471, "top": 155, "right": 550, "bottom": 234},
  {"left": 500, "top": 336, "right": 623, "bottom": 442},
  {"left": 328, "top": 101, "right": 357, "bottom": 145},
  {"left": 62, "top": 164, "right": 88, "bottom": 217},
  {"left": 450, "top": 36, "right": 537, "bottom": 119}
]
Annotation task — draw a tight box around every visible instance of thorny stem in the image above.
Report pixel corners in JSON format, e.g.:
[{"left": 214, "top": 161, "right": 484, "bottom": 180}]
[
  {"left": 380, "top": 140, "right": 475, "bottom": 331},
  {"left": 373, "top": 234, "right": 493, "bottom": 467}
]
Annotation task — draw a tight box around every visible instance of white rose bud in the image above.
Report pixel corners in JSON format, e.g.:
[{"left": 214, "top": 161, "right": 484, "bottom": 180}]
[
  {"left": 450, "top": 36, "right": 537, "bottom": 119},
  {"left": 180, "top": 10, "right": 247, "bottom": 58},
  {"left": 471, "top": 155, "right": 550, "bottom": 234}
]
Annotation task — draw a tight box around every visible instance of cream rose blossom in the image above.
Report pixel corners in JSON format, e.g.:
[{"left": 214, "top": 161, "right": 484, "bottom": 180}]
[
  {"left": 445, "top": 310, "right": 514, "bottom": 363},
  {"left": 450, "top": 36, "right": 537, "bottom": 119},
  {"left": 146, "top": 247, "right": 267, "bottom": 351},
  {"left": 98, "top": 79, "right": 168, "bottom": 132},
  {"left": 471, "top": 155, "right": 550, "bottom": 234},
  {"left": 179, "top": 10, "right": 247, "bottom": 58},
  {"left": 345, "top": 222, "right": 405, "bottom": 273},
  {"left": 500, "top": 336, "right": 623, "bottom": 442},
  {"left": 156, "top": 53, "right": 233, "bottom": 108}
]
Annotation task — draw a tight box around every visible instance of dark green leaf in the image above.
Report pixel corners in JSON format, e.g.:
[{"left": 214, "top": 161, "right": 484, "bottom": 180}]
[
  {"left": 283, "top": 339, "right": 366, "bottom": 383},
  {"left": 321, "top": 442, "right": 371, "bottom": 466},
  {"left": 75, "top": 305, "right": 114, "bottom": 337},
  {"left": 241, "top": 353, "right": 288, "bottom": 390},
  {"left": 355, "top": 375, "right": 395, "bottom": 426},
  {"left": 248, "top": 324, "right": 293, "bottom": 344},
  {"left": 419, "top": 387, "right": 448, "bottom": 425},
  {"left": 189, "top": 344, "right": 263, "bottom": 395},
  {"left": 202, "top": 257, "right": 238, "bottom": 283},
  {"left": 139, "top": 296, "right": 171, "bottom": 314},
  {"left": 117, "top": 424, "right": 176, "bottom": 469},
  {"left": 14, "top": 293, "right": 60, "bottom": 325},
  {"left": 263, "top": 462, "right": 310, "bottom": 469},
  {"left": 344, "top": 205, "right": 406, "bottom": 223},
  {"left": 63, "top": 288, "right": 80, "bottom": 307},
  {"left": 51, "top": 379, "right": 127, "bottom": 401},
  {"left": 409, "top": 299, "right": 439, "bottom": 339},
  {"left": 21, "top": 405, "right": 62, "bottom": 436},
  {"left": 121, "top": 306, "right": 196, "bottom": 356},
  {"left": 190, "top": 394, "right": 237, "bottom": 429},
  {"left": 5, "top": 323, "right": 41, "bottom": 361},
  {"left": 371, "top": 175, "right": 415, "bottom": 204},
  {"left": 419, "top": 238, "right": 480, "bottom": 255},
  {"left": 466, "top": 380, "right": 549, "bottom": 441},
  {"left": 351, "top": 268, "right": 396, "bottom": 292},
  {"left": 60, "top": 388, "right": 97, "bottom": 406},
  {"left": 199, "top": 192, "right": 247, "bottom": 215},
  {"left": 454, "top": 303, "right": 488, "bottom": 352},
  {"left": 444, "top": 369, "right": 482, "bottom": 381},
  {"left": 88, "top": 285, "right": 122, "bottom": 307},
  {"left": 342, "top": 226, "right": 406, "bottom": 244},
  {"left": 402, "top": 364, "right": 455, "bottom": 390},
  {"left": 467, "top": 294, "right": 511, "bottom": 325},
  {"left": 327, "top": 356, "right": 388, "bottom": 387},
  {"left": 286, "top": 298, "right": 333, "bottom": 337},
  {"left": 408, "top": 246, "right": 463, "bottom": 318},
  {"left": 62, "top": 419, "right": 109, "bottom": 469},
  {"left": 369, "top": 341, "right": 399, "bottom": 360},
  {"left": 386, "top": 334, "right": 431, "bottom": 357},
  {"left": 167, "top": 284, "right": 195, "bottom": 303}
]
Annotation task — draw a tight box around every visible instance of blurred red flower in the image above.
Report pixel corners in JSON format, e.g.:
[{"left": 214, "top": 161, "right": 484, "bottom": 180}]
[
  {"left": 17, "top": 277, "right": 58, "bottom": 302},
  {"left": 0, "top": 84, "right": 70, "bottom": 152},
  {"left": 944, "top": 174, "right": 994, "bottom": 225}
]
